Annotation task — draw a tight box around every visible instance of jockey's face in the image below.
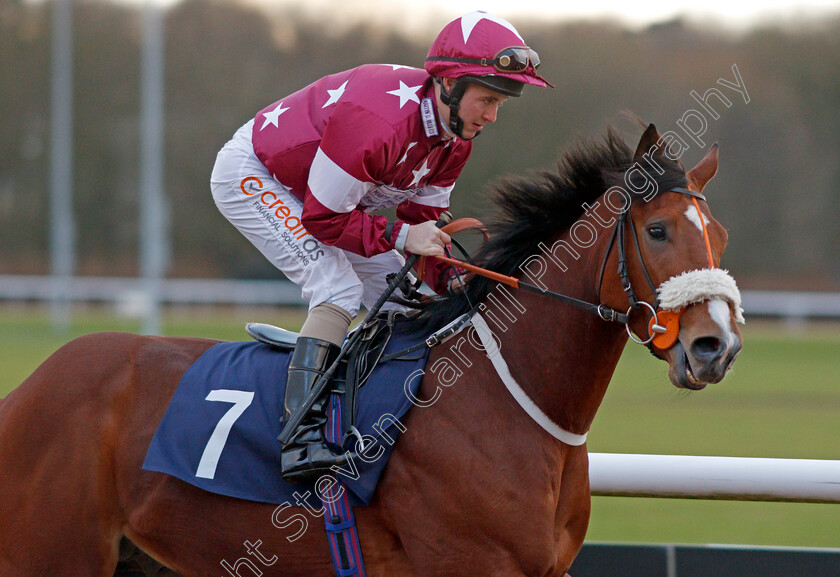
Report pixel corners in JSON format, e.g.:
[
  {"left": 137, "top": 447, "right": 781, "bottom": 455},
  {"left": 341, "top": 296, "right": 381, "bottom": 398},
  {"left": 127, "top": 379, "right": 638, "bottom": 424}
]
[{"left": 439, "top": 78, "right": 509, "bottom": 140}]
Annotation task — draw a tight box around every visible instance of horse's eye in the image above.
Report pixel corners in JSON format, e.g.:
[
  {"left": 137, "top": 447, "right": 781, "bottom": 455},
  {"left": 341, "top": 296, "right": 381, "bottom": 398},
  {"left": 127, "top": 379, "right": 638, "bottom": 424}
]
[{"left": 647, "top": 225, "right": 667, "bottom": 241}]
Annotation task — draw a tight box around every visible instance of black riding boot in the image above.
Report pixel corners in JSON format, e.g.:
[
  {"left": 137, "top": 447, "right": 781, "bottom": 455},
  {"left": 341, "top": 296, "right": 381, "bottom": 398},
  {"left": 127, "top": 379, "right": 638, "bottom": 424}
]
[{"left": 280, "top": 337, "right": 349, "bottom": 482}]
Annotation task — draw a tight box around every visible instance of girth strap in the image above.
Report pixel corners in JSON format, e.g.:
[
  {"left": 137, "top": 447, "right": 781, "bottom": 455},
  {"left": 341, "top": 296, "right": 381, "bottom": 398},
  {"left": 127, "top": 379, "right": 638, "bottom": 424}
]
[{"left": 322, "top": 395, "right": 368, "bottom": 577}]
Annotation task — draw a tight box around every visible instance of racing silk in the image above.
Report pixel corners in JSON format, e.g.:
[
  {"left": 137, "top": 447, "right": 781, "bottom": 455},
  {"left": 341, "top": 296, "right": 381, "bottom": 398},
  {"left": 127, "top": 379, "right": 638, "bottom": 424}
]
[{"left": 251, "top": 64, "right": 472, "bottom": 293}]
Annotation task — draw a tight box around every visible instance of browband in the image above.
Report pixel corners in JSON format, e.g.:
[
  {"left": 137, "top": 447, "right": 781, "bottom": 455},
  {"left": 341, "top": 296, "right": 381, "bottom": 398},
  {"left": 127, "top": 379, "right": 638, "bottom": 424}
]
[{"left": 671, "top": 187, "right": 706, "bottom": 201}]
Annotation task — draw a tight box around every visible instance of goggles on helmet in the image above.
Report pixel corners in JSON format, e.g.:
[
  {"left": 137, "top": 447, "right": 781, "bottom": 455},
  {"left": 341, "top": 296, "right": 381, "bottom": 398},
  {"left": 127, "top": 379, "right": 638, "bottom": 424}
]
[{"left": 426, "top": 46, "right": 541, "bottom": 74}]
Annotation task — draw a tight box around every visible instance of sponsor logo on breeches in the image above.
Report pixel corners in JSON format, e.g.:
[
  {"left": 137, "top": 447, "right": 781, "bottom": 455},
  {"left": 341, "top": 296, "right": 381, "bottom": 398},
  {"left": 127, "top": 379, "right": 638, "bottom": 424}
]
[{"left": 241, "top": 176, "right": 324, "bottom": 265}]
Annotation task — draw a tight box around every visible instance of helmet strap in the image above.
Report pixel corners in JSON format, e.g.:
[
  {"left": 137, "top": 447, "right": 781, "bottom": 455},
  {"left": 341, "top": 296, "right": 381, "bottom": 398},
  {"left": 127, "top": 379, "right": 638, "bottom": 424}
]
[{"left": 438, "top": 78, "right": 476, "bottom": 140}]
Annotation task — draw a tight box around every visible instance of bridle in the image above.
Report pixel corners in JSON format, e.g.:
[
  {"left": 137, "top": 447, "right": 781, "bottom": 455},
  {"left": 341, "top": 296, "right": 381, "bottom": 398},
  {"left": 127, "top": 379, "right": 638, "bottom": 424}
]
[
  {"left": 412, "top": 187, "right": 731, "bottom": 447},
  {"left": 594, "top": 185, "right": 713, "bottom": 348},
  {"left": 432, "top": 186, "right": 716, "bottom": 351}
]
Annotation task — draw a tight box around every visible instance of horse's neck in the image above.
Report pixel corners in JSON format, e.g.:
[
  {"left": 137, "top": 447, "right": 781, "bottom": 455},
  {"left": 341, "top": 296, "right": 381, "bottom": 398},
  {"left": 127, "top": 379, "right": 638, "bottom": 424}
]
[{"left": 478, "top": 239, "right": 628, "bottom": 436}]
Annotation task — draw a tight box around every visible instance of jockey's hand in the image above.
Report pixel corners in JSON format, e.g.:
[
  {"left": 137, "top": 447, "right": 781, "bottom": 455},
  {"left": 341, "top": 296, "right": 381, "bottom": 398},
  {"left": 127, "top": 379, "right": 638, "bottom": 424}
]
[{"left": 404, "top": 220, "right": 451, "bottom": 257}]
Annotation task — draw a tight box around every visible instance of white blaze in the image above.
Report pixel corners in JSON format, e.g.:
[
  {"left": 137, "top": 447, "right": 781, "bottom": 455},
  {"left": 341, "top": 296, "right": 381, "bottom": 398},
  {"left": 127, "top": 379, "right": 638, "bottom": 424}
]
[
  {"left": 684, "top": 205, "right": 710, "bottom": 235},
  {"left": 707, "top": 299, "right": 738, "bottom": 350}
]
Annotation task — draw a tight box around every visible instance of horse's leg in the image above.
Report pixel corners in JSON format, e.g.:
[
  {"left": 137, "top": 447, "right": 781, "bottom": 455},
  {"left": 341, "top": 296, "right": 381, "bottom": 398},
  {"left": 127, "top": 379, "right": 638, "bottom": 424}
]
[
  {"left": 114, "top": 538, "right": 148, "bottom": 576},
  {"left": 115, "top": 537, "right": 182, "bottom": 577}
]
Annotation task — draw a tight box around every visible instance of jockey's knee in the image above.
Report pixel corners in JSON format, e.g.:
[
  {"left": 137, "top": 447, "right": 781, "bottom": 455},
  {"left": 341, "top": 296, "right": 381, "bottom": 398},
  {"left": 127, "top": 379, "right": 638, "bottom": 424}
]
[{"left": 316, "top": 277, "right": 363, "bottom": 317}]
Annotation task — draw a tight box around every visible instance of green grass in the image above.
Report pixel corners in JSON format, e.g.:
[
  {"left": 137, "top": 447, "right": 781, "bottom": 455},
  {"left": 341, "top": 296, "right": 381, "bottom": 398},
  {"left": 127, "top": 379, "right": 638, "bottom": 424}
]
[
  {"left": 1, "top": 308, "right": 838, "bottom": 548},
  {"left": 587, "top": 322, "right": 840, "bottom": 548},
  {"left": 589, "top": 326, "right": 840, "bottom": 459}
]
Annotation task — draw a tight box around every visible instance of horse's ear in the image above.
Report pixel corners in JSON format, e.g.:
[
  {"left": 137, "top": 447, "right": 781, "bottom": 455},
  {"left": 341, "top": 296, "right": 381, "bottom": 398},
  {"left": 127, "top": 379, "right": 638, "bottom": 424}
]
[
  {"left": 633, "top": 123, "right": 660, "bottom": 161},
  {"left": 686, "top": 143, "right": 719, "bottom": 193}
]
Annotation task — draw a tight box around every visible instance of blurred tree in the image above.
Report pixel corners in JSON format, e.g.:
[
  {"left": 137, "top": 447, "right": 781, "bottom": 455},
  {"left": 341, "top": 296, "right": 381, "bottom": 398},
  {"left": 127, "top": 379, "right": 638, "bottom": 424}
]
[
  {"left": 0, "top": 0, "right": 49, "bottom": 273},
  {"left": 164, "top": 0, "right": 284, "bottom": 277},
  {"left": 71, "top": 1, "right": 141, "bottom": 275},
  {"left": 1, "top": 1, "right": 838, "bottom": 288}
]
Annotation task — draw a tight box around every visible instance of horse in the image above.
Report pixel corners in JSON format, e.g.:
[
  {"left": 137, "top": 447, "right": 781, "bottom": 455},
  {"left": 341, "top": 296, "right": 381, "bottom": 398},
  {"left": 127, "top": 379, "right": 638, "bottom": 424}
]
[{"left": 0, "top": 124, "right": 743, "bottom": 576}]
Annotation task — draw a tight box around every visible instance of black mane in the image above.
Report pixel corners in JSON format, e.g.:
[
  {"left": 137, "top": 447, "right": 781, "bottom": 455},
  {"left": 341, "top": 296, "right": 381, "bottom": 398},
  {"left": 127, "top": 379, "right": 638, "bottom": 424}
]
[{"left": 409, "top": 127, "right": 689, "bottom": 333}]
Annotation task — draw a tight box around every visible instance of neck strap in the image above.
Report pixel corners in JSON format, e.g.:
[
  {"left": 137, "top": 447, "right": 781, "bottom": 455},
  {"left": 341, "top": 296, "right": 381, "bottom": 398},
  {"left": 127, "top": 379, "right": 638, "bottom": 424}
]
[{"left": 471, "top": 312, "right": 589, "bottom": 446}]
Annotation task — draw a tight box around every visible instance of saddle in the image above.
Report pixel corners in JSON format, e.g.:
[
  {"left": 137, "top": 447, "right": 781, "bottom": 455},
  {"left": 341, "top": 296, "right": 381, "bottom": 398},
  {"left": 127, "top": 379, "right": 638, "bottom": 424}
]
[{"left": 245, "top": 310, "right": 468, "bottom": 447}]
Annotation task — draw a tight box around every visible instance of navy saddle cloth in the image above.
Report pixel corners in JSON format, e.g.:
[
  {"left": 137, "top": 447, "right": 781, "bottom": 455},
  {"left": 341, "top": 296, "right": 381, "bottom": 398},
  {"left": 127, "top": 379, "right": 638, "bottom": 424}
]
[{"left": 142, "top": 320, "right": 429, "bottom": 507}]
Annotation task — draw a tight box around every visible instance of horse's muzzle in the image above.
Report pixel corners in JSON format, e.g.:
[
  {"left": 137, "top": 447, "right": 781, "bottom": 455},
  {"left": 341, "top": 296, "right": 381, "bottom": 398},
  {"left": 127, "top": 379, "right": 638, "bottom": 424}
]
[{"left": 669, "top": 330, "right": 742, "bottom": 390}]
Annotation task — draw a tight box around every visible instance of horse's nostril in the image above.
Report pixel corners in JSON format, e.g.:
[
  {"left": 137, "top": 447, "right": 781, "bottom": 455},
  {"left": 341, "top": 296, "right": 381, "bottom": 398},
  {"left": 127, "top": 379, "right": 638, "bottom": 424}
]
[{"left": 691, "top": 336, "right": 723, "bottom": 361}]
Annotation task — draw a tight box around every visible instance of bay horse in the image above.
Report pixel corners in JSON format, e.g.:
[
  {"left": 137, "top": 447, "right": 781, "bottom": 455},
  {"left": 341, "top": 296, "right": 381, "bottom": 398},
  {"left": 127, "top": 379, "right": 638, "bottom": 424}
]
[{"left": 0, "top": 124, "right": 742, "bottom": 576}]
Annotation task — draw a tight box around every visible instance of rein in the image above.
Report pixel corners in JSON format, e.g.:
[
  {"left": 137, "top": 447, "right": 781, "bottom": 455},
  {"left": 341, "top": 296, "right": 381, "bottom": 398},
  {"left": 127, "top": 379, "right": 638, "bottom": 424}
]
[
  {"left": 433, "top": 254, "right": 631, "bottom": 324},
  {"left": 438, "top": 186, "right": 711, "bottom": 349}
]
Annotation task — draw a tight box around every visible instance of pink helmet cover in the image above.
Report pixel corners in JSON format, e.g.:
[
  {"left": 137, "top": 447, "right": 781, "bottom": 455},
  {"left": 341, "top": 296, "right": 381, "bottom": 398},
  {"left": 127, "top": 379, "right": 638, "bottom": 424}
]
[{"left": 425, "top": 11, "right": 552, "bottom": 89}]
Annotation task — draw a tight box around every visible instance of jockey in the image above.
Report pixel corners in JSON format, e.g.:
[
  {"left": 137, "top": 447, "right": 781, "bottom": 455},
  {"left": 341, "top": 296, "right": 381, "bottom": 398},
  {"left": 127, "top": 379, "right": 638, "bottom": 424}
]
[{"left": 210, "top": 11, "right": 550, "bottom": 482}]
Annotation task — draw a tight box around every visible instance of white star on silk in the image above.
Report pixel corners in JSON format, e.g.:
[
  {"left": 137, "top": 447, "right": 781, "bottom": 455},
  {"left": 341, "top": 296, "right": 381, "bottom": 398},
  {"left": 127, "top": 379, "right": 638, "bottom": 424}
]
[
  {"left": 387, "top": 64, "right": 416, "bottom": 71},
  {"left": 260, "top": 101, "right": 289, "bottom": 131},
  {"left": 410, "top": 159, "right": 431, "bottom": 187},
  {"left": 460, "top": 11, "right": 523, "bottom": 44},
  {"left": 398, "top": 142, "right": 417, "bottom": 165},
  {"left": 322, "top": 80, "right": 348, "bottom": 109},
  {"left": 386, "top": 81, "right": 423, "bottom": 109}
]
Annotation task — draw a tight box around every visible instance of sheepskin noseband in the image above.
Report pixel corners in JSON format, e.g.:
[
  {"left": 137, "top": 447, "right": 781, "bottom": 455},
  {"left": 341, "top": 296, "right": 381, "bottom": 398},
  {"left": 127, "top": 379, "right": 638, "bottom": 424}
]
[{"left": 656, "top": 269, "right": 745, "bottom": 324}]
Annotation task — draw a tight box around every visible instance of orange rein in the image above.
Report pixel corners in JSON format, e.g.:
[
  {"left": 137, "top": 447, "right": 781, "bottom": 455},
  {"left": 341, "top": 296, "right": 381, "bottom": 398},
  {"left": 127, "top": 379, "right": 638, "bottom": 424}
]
[
  {"left": 427, "top": 191, "right": 715, "bottom": 351},
  {"left": 415, "top": 218, "right": 491, "bottom": 283},
  {"left": 433, "top": 254, "right": 520, "bottom": 289},
  {"left": 416, "top": 217, "right": 632, "bottom": 325}
]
